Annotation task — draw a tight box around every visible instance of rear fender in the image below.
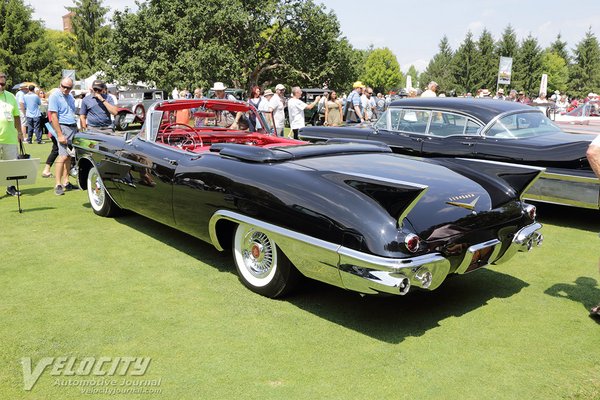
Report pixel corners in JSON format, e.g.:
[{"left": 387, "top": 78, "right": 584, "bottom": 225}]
[{"left": 434, "top": 158, "right": 545, "bottom": 207}]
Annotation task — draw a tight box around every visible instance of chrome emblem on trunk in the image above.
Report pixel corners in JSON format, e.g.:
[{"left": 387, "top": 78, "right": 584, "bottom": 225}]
[{"left": 447, "top": 194, "right": 480, "bottom": 211}]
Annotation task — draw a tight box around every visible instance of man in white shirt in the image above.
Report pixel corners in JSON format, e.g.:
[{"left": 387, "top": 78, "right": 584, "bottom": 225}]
[
  {"left": 287, "top": 86, "right": 320, "bottom": 139},
  {"left": 421, "top": 81, "right": 438, "bottom": 97},
  {"left": 268, "top": 85, "right": 286, "bottom": 136}
]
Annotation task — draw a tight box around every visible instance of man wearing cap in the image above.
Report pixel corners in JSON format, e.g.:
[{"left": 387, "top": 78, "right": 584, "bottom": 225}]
[
  {"left": 48, "top": 77, "right": 78, "bottom": 196},
  {"left": 269, "top": 84, "right": 286, "bottom": 136},
  {"left": 0, "top": 72, "right": 23, "bottom": 197},
  {"left": 79, "top": 79, "right": 118, "bottom": 133},
  {"left": 421, "top": 81, "right": 438, "bottom": 97},
  {"left": 343, "top": 81, "right": 365, "bottom": 123},
  {"left": 506, "top": 89, "right": 518, "bottom": 102},
  {"left": 211, "top": 82, "right": 242, "bottom": 129}
]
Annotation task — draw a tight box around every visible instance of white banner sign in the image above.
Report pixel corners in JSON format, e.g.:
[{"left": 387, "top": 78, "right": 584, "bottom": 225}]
[{"left": 497, "top": 57, "right": 513, "bottom": 85}]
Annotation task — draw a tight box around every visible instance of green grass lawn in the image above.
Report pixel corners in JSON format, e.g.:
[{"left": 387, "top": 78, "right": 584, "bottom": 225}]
[{"left": 1, "top": 141, "right": 599, "bottom": 399}]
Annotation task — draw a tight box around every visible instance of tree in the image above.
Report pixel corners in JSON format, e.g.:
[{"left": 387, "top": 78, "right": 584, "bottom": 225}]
[
  {"left": 450, "top": 31, "right": 478, "bottom": 94},
  {"left": 568, "top": 28, "right": 600, "bottom": 98},
  {"left": 106, "top": 0, "right": 360, "bottom": 93},
  {"left": 496, "top": 25, "right": 519, "bottom": 58},
  {"left": 541, "top": 51, "right": 569, "bottom": 94},
  {"left": 512, "top": 34, "right": 543, "bottom": 96},
  {"left": 21, "top": 30, "right": 77, "bottom": 89},
  {"left": 0, "top": 0, "right": 44, "bottom": 84},
  {"left": 361, "top": 48, "right": 403, "bottom": 93},
  {"left": 420, "top": 36, "right": 454, "bottom": 93},
  {"left": 472, "top": 29, "right": 497, "bottom": 91},
  {"left": 549, "top": 33, "right": 570, "bottom": 63},
  {"left": 67, "top": 0, "right": 110, "bottom": 77}
]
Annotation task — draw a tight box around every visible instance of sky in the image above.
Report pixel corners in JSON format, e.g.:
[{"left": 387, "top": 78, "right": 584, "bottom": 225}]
[{"left": 27, "top": 0, "right": 600, "bottom": 72}]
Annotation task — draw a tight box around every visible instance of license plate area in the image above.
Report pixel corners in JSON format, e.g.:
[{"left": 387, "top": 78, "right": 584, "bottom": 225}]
[{"left": 455, "top": 239, "right": 502, "bottom": 274}]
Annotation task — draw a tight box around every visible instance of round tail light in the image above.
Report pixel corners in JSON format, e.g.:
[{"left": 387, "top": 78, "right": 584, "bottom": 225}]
[
  {"left": 524, "top": 204, "right": 537, "bottom": 220},
  {"left": 405, "top": 233, "right": 421, "bottom": 253}
]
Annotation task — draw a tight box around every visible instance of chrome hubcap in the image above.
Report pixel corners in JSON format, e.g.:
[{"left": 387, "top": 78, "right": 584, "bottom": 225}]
[
  {"left": 241, "top": 231, "right": 273, "bottom": 278},
  {"left": 89, "top": 172, "right": 105, "bottom": 208}
]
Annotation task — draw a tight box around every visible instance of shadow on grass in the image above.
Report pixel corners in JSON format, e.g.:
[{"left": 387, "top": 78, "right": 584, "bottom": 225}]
[
  {"left": 545, "top": 276, "right": 600, "bottom": 325},
  {"left": 534, "top": 202, "right": 600, "bottom": 232},
  {"left": 113, "top": 212, "right": 531, "bottom": 342},
  {"left": 287, "top": 269, "right": 529, "bottom": 343},
  {"left": 113, "top": 213, "right": 232, "bottom": 271}
]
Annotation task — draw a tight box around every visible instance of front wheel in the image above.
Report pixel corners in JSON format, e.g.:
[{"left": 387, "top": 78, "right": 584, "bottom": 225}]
[
  {"left": 87, "top": 166, "right": 120, "bottom": 217},
  {"left": 232, "top": 223, "right": 299, "bottom": 298}
]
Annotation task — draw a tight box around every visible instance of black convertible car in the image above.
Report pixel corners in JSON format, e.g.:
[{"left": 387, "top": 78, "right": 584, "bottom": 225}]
[
  {"left": 73, "top": 99, "right": 543, "bottom": 298},
  {"left": 299, "top": 98, "right": 600, "bottom": 210}
]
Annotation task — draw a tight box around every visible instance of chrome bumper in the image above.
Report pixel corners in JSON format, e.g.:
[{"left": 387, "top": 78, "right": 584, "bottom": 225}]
[{"left": 209, "top": 211, "right": 543, "bottom": 297}]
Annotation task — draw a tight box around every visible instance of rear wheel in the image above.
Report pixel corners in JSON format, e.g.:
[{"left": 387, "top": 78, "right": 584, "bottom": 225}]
[
  {"left": 87, "top": 166, "right": 120, "bottom": 217},
  {"left": 232, "top": 223, "right": 299, "bottom": 298}
]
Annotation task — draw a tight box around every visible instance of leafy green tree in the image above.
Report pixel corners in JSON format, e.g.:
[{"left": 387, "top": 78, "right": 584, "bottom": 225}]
[
  {"left": 21, "top": 30, "right": 77, "bottom": 89},
  {"left": 67, "top": 0, "right": 111, "bottom": 77},
  {"left": 106, "top": 0, "right": 359, "bottom": 93},
  {"left": 420, "top": 36, "right": 454, "bottom": 93},
  {"left": 472, "top": 29, "right": 497, "bottom": 91},
  {"left": 496, "top": 25, "right": 519, "bottom": 58},
  {"left": 541, "top": 51, "right": 568, "bottom": 94},
  {"left": 451, "top": 31, "right": 478, "bottom": 94},
  {"left": 361, "top": 47, "right": 403, "bottom": 93},
  {"left": 0, "top": 0, "right": 44, "bottom": 84},
  {"left": 512, "top": 34, "right": 543, "bottom": 96},
  {"left": 568, "top": 28, "right": 600, "bottom": 98},
  {"left": 549, "top": 33, "right": 570, "bottom": 63}
]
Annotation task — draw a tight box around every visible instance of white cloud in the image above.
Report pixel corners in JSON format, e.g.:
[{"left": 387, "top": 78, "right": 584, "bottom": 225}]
[{"left": 467, "top": 21, "right": 484, "bottom": 36}]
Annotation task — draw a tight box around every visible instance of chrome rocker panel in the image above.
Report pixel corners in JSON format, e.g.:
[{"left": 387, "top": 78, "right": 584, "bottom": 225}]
[{"left": 209, "top": 211, "right": 543, "bottom": 296}]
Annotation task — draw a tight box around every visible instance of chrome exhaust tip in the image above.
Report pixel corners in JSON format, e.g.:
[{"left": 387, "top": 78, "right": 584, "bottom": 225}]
[{"left": 398, "top": 276, "right": 410, "bottom": 295}]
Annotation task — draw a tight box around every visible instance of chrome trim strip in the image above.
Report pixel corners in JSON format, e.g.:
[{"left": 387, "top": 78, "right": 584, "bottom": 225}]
[{"left": 541, "top": 171, "right": 599, "bottom": 184}]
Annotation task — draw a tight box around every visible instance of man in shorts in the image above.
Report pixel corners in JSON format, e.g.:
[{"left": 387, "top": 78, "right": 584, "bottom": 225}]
[
  {"left": 48, "top": 77, "right": 78, "bottom": 196},
  {"left": 0, "top": 72, "right": 23, "bottom": 196},
  {"left": 587, "top": 134, "right": 600, "bottom": 318}
]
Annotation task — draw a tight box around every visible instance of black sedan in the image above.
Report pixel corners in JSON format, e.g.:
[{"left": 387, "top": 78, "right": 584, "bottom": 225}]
[
  {"left": 299, "top": 98, "right": 600, "bottom": 210},
  {"left": 73, "top": 99, "right": 543, "bottom": 298}
]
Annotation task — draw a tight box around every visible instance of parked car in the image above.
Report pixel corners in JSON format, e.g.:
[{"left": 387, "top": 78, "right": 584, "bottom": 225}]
[
  {"left": 114, "top": 88, "right": 165, "bottom": 131},
  {"left": 299, "top": 98, "right": 600, "bottom": 210},
  {"left": 551, "top": 100, "right": 600, "bottom": 126},
  {"left": 73, "top": 98, "right": 543, "bottom": 299}
]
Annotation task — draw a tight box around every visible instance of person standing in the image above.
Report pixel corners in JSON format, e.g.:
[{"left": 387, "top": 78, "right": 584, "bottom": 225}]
[
  {"left": 210, "top": 82, "right": 242, "bottom": 129},
  {"left": 493, "top": 88, "right": 505, "bottom": 100},
  {"left": 343, "top": 81, "right": 365, "bottom": 123},
  {"left": 288, "top": 86, "right": 320, "bottom": 139},
  {"left": 421, "top": 81, "right": 438, "bottom": 97},
  {"left": 0, "top": 72, "right": 23, "bottom": 196},
  {"left": 361, "top": 87, "right": 377, "bottom": 121},
  {"left": 324, "top": 90, "right": 343, "bottom": 126},
  {"left": 48, "top": 77, "right": 78, "bottom": 196},
  {"left": 15, "top": 84, "right": 29, "bottom": 139},
  {"left": 269, "top": 84, "right": 286, "bottom": 136},
  {"left": 79, "top": 80, "right": 118, "bottom": 133},
  {"left": 587, "top": 135, "right": 600, "bottom": 318},
  {"left": 23, "top": 84, "right": 43, "bottom": 143}
]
